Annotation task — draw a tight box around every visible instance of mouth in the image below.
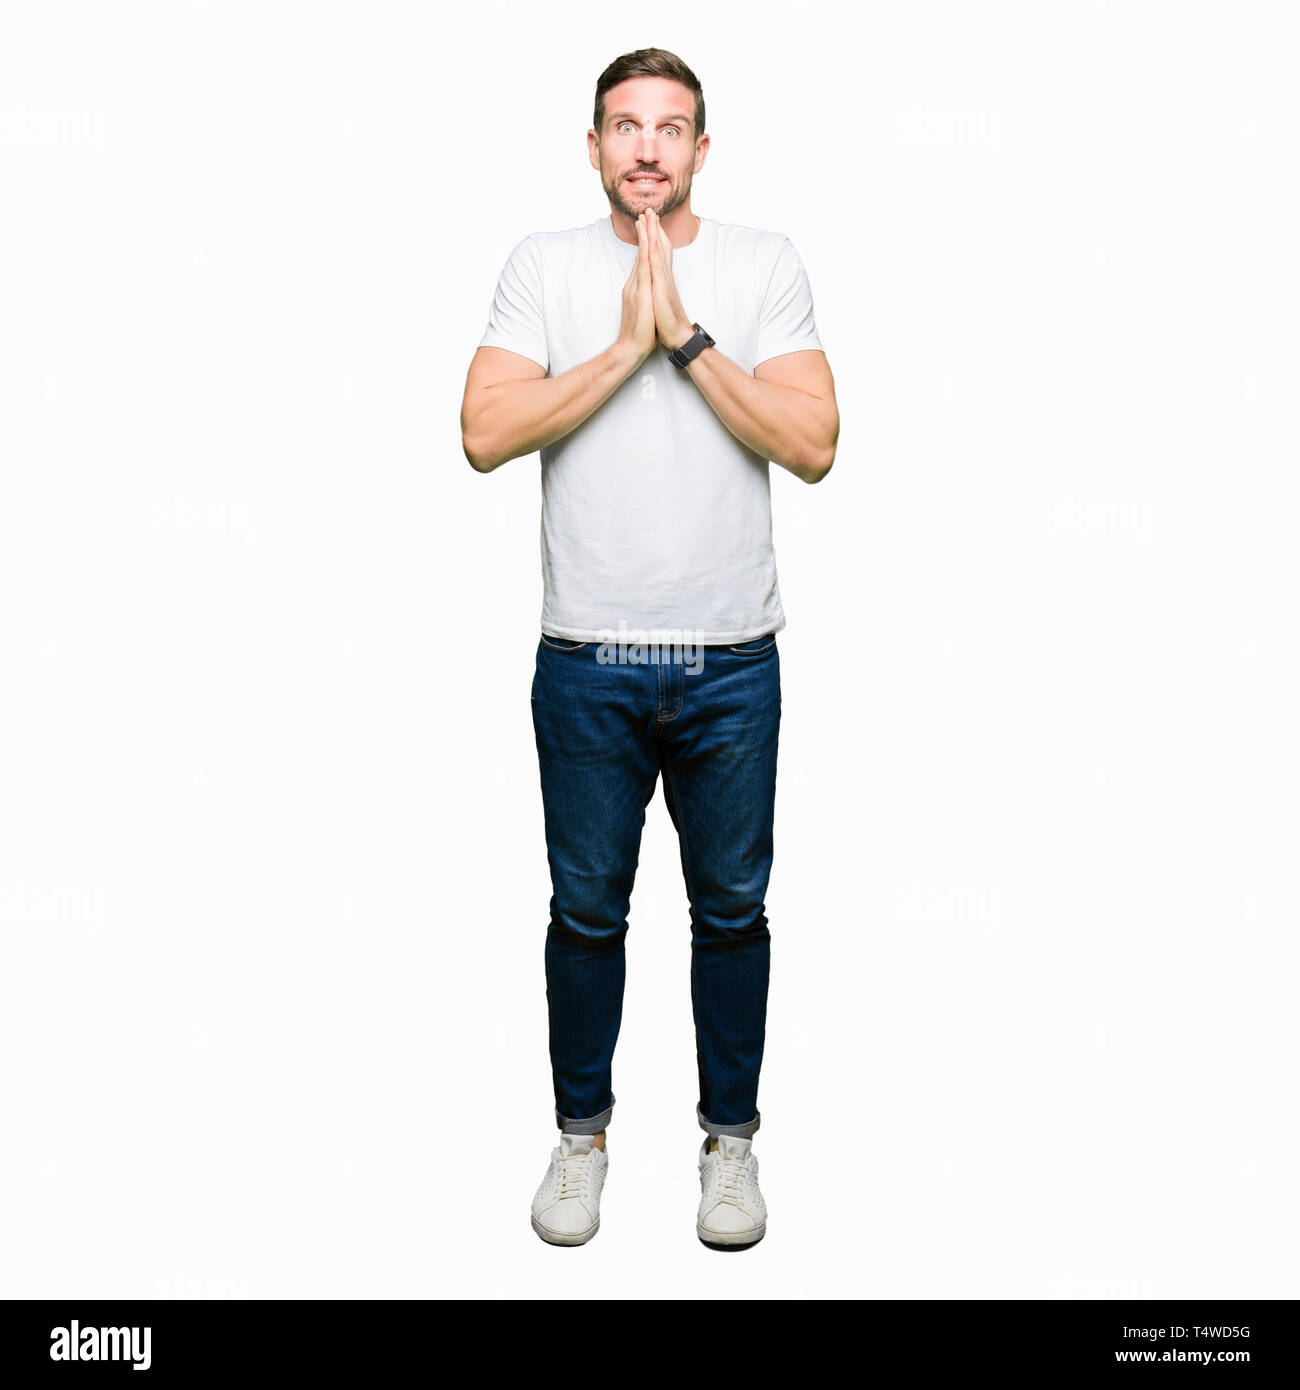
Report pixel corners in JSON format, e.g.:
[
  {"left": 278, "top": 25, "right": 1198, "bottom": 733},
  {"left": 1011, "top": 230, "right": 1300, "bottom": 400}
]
[{"left": 626, "top": 175, "right": 668, "bottom": 189}]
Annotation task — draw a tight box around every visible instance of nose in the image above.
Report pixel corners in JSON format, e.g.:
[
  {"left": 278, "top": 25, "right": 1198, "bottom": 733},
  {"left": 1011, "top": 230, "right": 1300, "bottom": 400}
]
[{"left": 634, "top": 121, "right": 662, "bottom": 165}]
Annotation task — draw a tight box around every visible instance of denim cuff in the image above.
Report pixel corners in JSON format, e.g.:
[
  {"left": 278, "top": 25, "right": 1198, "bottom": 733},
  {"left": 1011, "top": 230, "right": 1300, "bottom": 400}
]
[
  {"left": 697, "top": 1104, "right": 760, "bottom": 1140},
  {"left": 556, "top": 1095, "right": 614, "bottom": 1135}
]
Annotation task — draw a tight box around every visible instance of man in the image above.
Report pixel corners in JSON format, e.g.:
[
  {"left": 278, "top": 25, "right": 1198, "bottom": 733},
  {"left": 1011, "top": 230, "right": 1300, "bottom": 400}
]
[{"left": 461, "top": 48, "right": 838, "bottom": 1250}]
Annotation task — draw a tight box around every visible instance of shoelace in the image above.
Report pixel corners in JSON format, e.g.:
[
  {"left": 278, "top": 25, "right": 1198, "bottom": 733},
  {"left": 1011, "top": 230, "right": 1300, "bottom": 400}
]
[
  {"left": 708, "top": 1154, "right": 750, "bottom": 1207},
  {"left": 556, "top": 1151, "right": 594, "bottom": 1199}
]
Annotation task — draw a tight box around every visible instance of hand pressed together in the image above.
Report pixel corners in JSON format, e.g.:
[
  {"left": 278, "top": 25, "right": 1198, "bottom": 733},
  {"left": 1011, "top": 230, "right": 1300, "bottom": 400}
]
[{"left": 617, "top": 210, "right": 697, "bottom": 365}]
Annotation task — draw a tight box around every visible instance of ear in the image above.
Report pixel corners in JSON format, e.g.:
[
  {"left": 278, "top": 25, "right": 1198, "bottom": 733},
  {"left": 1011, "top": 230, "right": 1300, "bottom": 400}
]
[
  {"left": 587, "top": 129, "right": 600, "bottom": 171},
  {"left": 693, "top": 132, "right": 710, "bottom": 174}
]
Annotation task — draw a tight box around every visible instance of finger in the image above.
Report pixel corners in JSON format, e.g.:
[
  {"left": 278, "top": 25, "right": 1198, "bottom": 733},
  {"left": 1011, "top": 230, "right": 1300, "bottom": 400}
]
[{"left": 651, "top": 211, "right": 667, "bottom": 259}]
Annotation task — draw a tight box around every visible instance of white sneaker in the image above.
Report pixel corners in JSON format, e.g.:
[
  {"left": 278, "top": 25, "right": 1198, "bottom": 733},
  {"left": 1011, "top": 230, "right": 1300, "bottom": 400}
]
[
  {"left": 697, "top": 1134, "right": 767, "bottom": 1248},
  {"left": 531, "top": 1133, "right": 607, "bottom": 1246}
]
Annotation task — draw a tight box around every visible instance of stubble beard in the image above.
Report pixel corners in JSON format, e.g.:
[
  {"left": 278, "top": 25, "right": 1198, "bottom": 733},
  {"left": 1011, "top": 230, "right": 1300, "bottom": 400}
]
[{"left": 605, "top": 168, "right": 690, "bottom": 222}]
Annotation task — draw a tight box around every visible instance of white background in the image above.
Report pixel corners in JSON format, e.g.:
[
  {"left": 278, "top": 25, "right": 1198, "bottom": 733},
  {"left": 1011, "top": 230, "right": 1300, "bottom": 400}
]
[{"left": 2, "top": 0, "right": 1296, "bottom": 1299}]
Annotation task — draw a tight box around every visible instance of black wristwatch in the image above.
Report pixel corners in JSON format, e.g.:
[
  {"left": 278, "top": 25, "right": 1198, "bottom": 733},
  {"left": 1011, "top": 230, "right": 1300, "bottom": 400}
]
[{"left": 668, "top": 323, "right": 715, "bottom": 369}]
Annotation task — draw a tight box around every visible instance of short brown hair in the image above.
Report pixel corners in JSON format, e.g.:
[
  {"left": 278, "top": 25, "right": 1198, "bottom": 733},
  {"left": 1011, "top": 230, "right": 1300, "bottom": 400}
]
[{"left": 594, "top": 48, "right": 705, "bottom": 140}]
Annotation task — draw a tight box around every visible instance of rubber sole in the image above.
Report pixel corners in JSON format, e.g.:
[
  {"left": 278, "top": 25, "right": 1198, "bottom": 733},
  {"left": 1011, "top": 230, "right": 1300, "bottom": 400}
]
[
  {"left": 697, "top": 1222, "right": 766, "bottom": 1251},
  {"left": 532, "top": 1212, "right": 599, "bottom": 1246}
]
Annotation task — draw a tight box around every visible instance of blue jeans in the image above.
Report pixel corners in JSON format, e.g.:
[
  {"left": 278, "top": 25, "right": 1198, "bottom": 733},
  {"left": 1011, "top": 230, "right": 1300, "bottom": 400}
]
[{"left": 530, "top": 630, "right": 781, "bottom": 1141}]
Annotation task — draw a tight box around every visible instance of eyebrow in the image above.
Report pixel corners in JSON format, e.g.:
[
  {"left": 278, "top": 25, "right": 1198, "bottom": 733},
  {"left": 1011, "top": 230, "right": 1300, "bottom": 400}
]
[{"left": 607, "top": 111, "right": 692, "bottom": 126}]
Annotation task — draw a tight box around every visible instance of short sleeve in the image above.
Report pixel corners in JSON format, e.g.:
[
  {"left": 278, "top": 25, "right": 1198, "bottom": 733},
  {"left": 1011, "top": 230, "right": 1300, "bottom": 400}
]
[
  {"left": 478, "top": 234, "right": 548, "bottom": 371},
  {"left": 754, "top": 235, "right": 823, "bottom": 368}
]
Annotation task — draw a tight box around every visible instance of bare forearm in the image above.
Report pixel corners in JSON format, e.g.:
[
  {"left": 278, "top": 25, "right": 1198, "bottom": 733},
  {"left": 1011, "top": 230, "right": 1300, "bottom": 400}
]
[
  {"left": 463, "top": 343, "right": 641, "bottom": 473},
  {"left": 684, "top": 348, "right": 837, "bottom": 484}
]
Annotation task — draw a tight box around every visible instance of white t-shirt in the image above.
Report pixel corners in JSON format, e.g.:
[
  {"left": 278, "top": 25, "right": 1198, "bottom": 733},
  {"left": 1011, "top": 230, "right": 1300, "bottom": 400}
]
[{"left": 477, "top": 214, "right": 823, "bottom": 645}]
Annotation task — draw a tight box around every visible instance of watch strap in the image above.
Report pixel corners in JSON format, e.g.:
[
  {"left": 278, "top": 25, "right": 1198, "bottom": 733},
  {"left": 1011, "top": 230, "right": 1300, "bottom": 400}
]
[{"left": 668, "top": 323, "right": 715, "bottom": 369}]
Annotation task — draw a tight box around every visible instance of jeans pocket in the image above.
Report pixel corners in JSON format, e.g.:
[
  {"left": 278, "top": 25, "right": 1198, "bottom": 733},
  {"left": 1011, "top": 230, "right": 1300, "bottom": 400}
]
[
  {"left": 724, "top": 633, "right": 777, "bottom": 656},
  {"left": 540, "top": 633, "right": 592, "bottom": 653}
]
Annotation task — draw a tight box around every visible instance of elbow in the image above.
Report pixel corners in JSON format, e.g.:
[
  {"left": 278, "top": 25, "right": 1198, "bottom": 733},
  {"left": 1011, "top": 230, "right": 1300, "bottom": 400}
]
[
  {"left": 461, "top": 397, "right": 501, "bottom": 472},
  {"left": 804, "top": 416, "right": 838, "bottom": 484},
  {"left": 462, "top": 430, "right": 497, "bottom": 474},
  {"left": 801, "top": 442, "right": 836, "bottom": 485},
  {"left": 807, "top": 448, "right": 834, "bottom": 484}
]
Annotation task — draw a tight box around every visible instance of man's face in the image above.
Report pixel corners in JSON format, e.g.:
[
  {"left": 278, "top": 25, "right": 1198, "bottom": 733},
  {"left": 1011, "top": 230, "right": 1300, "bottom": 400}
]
[{"left": 589, "top": 76, "right": 708, "bottom": 220}]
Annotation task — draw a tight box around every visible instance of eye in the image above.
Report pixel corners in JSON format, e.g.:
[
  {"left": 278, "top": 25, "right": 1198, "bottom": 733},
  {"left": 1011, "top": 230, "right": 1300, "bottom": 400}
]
[{"left": 662, "top": 127, "right": 680, "bottom": 137}]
